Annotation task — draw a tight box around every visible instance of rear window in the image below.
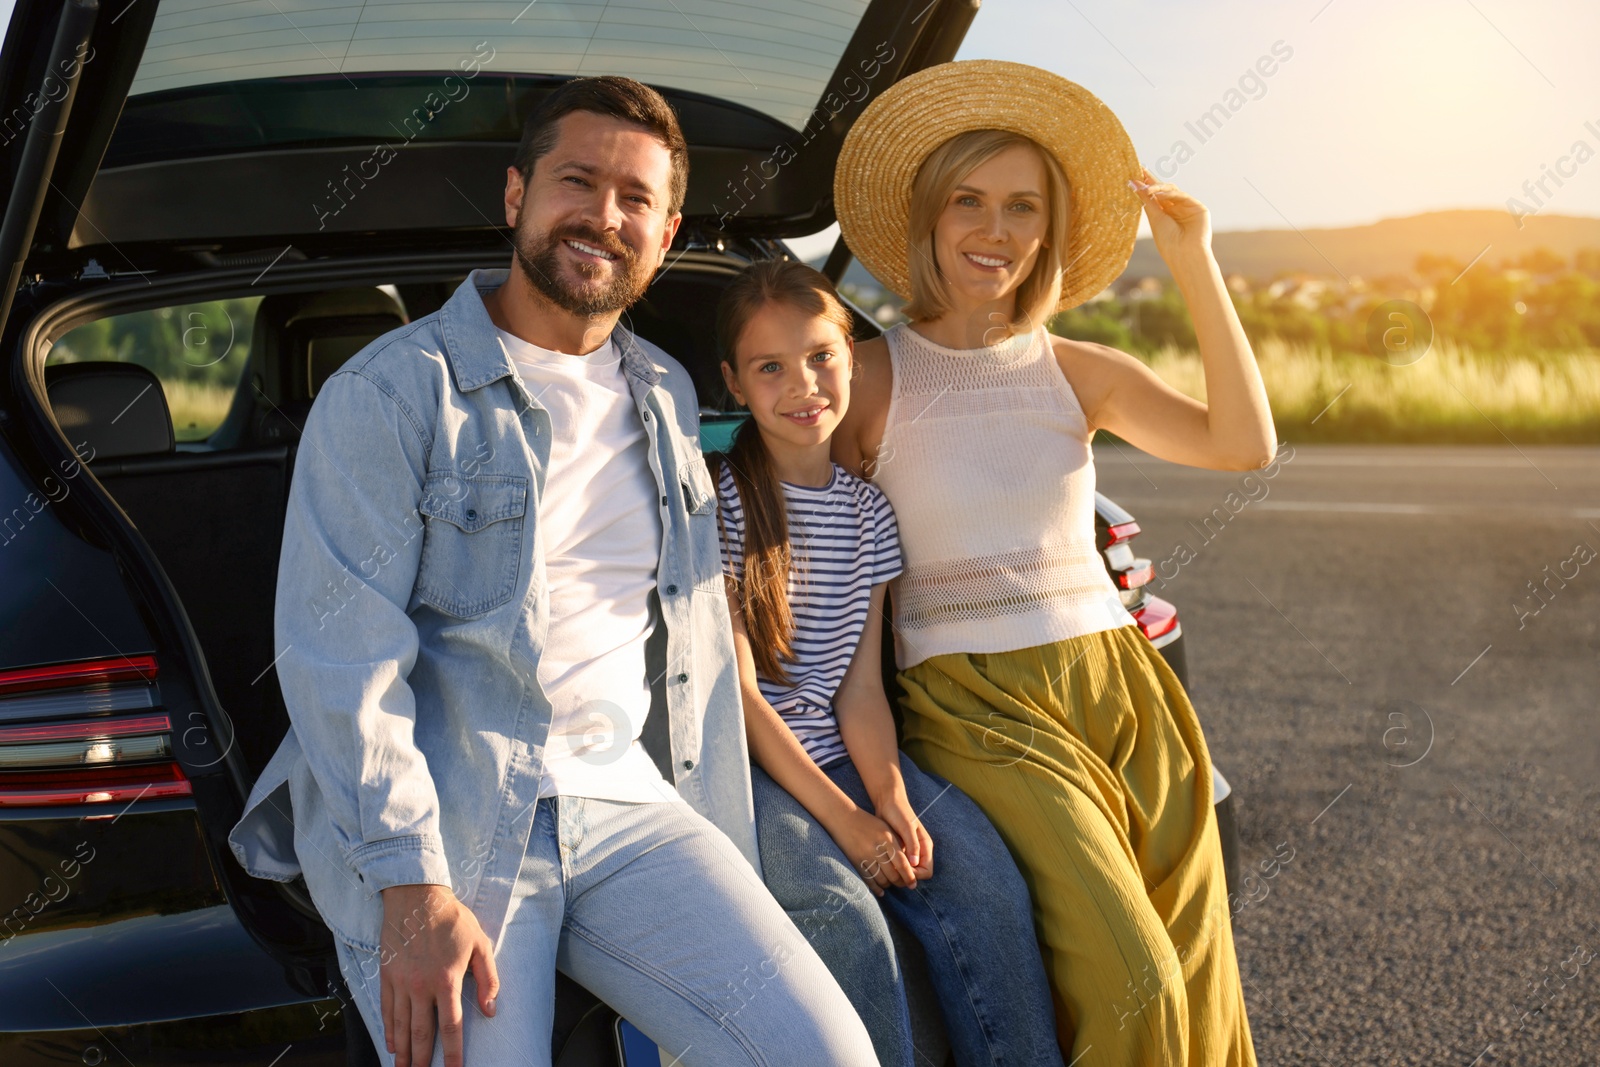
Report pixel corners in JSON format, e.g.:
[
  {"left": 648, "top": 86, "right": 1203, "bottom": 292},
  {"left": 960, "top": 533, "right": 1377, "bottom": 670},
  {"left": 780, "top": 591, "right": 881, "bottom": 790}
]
[
  {"left": 128, "top": 0, "right": 869, "bottom": 133},
  {"left": 47, "top": 299, "right": 261, "bottom": 443}
]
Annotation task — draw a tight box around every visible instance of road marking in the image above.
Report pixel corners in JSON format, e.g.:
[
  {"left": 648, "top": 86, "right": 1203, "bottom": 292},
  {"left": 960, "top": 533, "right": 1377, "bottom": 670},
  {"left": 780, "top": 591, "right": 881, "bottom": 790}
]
[
  {"left": 1255, "top": 501, "right": 1600, "bottom": 517},
  {"left": 1098, "top": 451, "right": 1600, "bottom": 469},
  {"left": 1260, "top": 500, "right": 1431, "bottom": 514},
  {"left": 1103, "top": 498, "right": 1600, "bottom": 519}
]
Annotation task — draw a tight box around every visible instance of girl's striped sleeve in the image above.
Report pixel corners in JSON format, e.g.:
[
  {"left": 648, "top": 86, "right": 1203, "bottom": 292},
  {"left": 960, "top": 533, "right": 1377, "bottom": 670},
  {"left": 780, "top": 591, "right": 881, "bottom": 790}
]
[
  {"left": 867, "top": 483, "right": 903, "bottom": 583},
  {"left": 714, "top": 457, "right": 745, "bottom": 585}
]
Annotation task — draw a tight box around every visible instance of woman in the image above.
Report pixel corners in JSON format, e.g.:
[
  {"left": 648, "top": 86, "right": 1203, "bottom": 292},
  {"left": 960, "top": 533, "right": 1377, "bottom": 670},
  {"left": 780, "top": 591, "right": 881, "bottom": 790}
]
[{"left": 828, "top": 59, "right": 1272, "bottom": 1066}]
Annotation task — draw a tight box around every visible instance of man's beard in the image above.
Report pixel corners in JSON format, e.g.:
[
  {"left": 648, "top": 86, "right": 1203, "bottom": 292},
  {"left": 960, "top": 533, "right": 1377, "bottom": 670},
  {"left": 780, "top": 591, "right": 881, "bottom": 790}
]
[{"left": 512, "top": 219, "right": 654, "bottom": 317}]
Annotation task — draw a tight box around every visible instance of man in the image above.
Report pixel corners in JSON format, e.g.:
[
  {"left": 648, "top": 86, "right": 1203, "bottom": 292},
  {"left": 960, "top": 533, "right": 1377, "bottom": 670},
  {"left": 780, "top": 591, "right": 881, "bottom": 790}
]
[{"left": 227, "top": 76, "right": 875, "bottom": 1067}]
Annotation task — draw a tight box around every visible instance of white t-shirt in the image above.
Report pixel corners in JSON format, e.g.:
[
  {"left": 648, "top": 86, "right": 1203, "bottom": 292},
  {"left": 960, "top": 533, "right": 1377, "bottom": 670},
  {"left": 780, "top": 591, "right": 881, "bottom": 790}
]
[{"left": 494, "top": 326, "right": 681, "bottom": 804}]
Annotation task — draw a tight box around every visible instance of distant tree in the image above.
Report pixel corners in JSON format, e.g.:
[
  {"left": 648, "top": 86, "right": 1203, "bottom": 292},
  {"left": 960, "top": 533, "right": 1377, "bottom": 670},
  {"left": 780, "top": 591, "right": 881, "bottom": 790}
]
[
  {"left": 1414, "top": 253, "right": 1464, "bottom": 283},
  {"left": 1050, "top": 306, "right": 1135, "bottom": 353},
  {"left": 1129, "top": 288, "right": 1197, "bottom": 353},
  {"left": 1524, "top": 272, "right": 1600, "bottom": 349},
  {"left": 1370, "top": 273, "right": 1416, "bottom": 296},
  {"left": 1430, "top": 265, "right": 1524, "bottom": 350},
  {"left": 1516, "top": 247, "right": 1566, "bottom": 276}
]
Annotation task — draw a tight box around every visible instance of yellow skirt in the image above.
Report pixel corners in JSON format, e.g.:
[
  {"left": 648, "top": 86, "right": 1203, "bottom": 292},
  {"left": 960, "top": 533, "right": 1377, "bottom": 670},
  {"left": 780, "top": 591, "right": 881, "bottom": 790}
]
[{"left": 896, "top": 624, "right": 1256, "bottom": 1067}]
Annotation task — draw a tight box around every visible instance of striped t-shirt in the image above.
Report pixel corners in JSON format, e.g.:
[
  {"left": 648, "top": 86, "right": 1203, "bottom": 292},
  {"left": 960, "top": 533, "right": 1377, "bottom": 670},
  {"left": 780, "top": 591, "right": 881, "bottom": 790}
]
[{"left": 714, "top": 457, "right": 904, "bottom": 769}]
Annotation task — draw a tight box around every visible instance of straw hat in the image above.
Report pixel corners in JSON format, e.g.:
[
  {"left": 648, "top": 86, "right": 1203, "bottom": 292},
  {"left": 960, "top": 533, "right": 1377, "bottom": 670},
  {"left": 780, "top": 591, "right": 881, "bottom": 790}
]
[{"left": 833, "top": 59, "right": 1144, "bottom": 313}]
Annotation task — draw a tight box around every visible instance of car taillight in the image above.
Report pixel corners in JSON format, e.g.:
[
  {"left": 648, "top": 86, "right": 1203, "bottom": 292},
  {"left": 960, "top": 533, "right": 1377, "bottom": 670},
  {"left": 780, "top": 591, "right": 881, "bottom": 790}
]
[
  {"left": 0, "top": 653, "right": 158, "bottom": 696},
  {"left": 1105, "top": 521, "right": 1141, "bottom": 546},
  {"left": 1103, "top": 534, "right": 1153, "bottom": 601},
  {"left": 0, "top": 714, "right": 174, "bottom": 767},
  {"left": 0, "top": 762, "right": 191, "bottom": 808},
  {"left": 1132, "top": 596, "right": 1179, "bottom": 642},
  {"left": 1116, "top": 560, "right": 1155, "bottom": 589},
  {"left": 0, "top": 657, "right": 190, "bottom": 808}
]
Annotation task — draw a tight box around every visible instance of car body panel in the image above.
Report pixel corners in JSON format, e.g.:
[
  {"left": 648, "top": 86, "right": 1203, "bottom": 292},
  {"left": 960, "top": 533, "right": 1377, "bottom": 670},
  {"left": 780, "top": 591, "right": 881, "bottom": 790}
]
[
  {"left": 0, "top": 1004, "right": 348, "bottom": 1067},
  {"left": 0, "top": 433, "right": 153, "bottom": 672}
]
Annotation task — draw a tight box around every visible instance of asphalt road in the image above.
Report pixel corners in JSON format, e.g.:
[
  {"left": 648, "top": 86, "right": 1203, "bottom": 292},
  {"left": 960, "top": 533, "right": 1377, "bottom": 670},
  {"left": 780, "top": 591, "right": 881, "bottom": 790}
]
[{"left": 1096, "top": 444, "right": 1600, "bottom": 1066}]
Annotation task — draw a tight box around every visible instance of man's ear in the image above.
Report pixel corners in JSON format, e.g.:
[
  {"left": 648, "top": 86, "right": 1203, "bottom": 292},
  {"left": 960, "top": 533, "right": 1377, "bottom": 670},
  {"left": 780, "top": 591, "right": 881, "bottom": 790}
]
[
  {"left": 657, "top": 211, "right": 683, "bottom": 268},
  {"left": 503, "top": 165, "right": 526, "bottom": 229}
]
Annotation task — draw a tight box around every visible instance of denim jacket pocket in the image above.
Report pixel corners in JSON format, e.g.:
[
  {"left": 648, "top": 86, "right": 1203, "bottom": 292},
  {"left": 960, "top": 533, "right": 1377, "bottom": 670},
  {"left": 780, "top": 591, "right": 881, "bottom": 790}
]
[
  {"left": 679, "top": 455, "right": 716, "bottom": 516},
  {"left": 414, "top": 471, "right": 528, "bottom": 617},
  {"left": 680, "top": 457, "right": 724, "bottom": 595}
]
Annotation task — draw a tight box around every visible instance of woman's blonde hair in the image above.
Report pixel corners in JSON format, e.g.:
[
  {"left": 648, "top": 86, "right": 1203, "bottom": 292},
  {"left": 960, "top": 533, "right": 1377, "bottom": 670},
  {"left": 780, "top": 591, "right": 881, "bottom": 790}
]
[{"left": 901, "top": 129, "right": 1073, "bottom": 335}]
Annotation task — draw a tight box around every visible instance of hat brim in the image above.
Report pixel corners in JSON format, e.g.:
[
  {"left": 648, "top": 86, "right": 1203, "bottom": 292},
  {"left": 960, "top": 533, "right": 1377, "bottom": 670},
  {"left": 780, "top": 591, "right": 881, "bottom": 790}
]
[{"left": 834, "top": 59, "right": 1144, "bottom": 315}]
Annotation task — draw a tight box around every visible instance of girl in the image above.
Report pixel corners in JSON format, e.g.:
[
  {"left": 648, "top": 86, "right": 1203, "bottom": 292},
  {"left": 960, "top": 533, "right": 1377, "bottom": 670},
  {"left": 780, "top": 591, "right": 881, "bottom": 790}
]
[
  {"left": 829, "top": 59, "right": 1269, "bottom": 1066},
  {"left": 709, "top": 258, "right": 1065, "bottom": 1067}
]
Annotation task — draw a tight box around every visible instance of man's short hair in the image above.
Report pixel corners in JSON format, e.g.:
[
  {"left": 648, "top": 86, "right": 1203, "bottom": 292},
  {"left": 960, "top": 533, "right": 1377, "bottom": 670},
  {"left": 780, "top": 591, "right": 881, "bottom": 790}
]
[{"left": 512, "top": 75, "right": 690, "bottom": 217}]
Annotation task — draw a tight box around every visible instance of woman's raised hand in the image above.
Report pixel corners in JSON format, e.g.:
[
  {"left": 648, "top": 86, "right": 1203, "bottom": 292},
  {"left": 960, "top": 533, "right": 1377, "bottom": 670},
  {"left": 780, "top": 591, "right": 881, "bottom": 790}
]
[{"left": 1130, "top": 164, "right": 1212, "bottom": 264}]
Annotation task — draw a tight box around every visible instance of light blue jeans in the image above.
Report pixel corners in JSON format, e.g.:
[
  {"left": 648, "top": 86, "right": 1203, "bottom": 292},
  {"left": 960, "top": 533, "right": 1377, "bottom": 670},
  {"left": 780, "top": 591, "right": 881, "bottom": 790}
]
[
  {"left": 751, "top": 751, "right": 1065, "bottom": 1067},
  {"left": 333, "top": 793, "right": 876, "bottom": 1066}
]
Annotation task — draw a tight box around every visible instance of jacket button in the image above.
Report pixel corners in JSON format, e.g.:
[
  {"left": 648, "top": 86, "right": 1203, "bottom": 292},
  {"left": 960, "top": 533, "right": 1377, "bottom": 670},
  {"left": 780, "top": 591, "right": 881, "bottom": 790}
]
[
  {"left": 682, "top": 759, "right": 694, "bottom": 770},
  {"left": 665, "top": 584, "right": 678, "bottom": 595},
  {"left": 643, "top": 412, "right": 651, "bottom": 420},
  {"left": 677, "top": 672, "right": 688, "bottom": 683},
  {"left": 465, "top": 508, "right": 477, "bottom": 521},
  {"left": 660, "top": 495, "right": 668, "bottom": 505}
]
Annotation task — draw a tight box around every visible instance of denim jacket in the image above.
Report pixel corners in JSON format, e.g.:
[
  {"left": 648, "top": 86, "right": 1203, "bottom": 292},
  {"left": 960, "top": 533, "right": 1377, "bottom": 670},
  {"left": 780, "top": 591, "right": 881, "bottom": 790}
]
[{"left": 226, "top": 268, "right": 759, "bottom": 955}]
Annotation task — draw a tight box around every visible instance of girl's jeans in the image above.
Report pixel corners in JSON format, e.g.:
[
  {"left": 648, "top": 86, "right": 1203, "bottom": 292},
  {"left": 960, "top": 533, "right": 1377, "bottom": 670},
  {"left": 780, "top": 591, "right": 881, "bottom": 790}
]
[{"left": 750, "top": 750, "right": 1065, "bottom": 1067}]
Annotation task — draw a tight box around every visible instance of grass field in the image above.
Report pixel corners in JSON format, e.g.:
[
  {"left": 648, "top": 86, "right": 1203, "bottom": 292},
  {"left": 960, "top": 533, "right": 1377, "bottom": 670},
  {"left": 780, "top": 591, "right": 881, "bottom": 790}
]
[
  {"left": 1139, "top": 338, "right": 1600, "bottom": 444},
  {"left": 161, "top": 339, "right": 1600, "bottom": 445},
  {"left": 164, "top": 380, "right": 237, "bottom": 442}
]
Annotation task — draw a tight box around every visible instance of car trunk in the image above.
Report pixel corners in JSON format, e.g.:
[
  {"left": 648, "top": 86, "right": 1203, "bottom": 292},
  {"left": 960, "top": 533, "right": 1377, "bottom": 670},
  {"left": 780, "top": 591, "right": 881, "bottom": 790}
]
[
  {"left": 0, "top": 1, "right": 978, "bottom": 1052},
  {"left": 21, "top": 247, "right": 790, "bottom": 785},
  {"left": 3, "top": 0, "right": 978, "bottom": 831}
]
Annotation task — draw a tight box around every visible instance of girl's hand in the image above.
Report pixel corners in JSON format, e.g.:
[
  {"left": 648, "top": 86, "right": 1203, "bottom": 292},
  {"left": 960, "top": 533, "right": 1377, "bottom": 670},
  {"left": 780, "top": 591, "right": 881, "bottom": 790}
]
[
  {"left": 876, "top": 792, "right": 934, "bottom": 883},
  {"left": 1130, "top": 165, "right": 1212, "bottom": 264},
  {"left": 827, "top": 807, "right": 918, "bottom": 897}
]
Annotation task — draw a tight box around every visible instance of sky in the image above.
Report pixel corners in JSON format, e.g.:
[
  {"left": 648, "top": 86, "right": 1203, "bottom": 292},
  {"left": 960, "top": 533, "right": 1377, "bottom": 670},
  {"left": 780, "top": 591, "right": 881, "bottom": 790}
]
[
  {"left": 6, "top": 0, "right": 1595, "bottom": 258},
  {"left": 795, "top": 0, "right": 1600, "bottom": 257},
  {"left": 949, "top": 0, "right": 1600, "bottom": 228}
]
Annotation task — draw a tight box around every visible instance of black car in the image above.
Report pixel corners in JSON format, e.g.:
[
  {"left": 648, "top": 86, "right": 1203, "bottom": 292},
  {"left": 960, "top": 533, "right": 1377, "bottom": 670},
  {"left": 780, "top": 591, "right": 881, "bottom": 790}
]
[{"left": 0, "top": 1, "right": 1235, "bottom": 1063}]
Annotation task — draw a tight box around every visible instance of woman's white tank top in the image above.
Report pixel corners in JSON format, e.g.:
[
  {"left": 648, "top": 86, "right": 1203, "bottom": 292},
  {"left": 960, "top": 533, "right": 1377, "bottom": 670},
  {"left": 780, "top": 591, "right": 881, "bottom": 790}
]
[{"left": 869, "top": 322, "right": 1137, "bottom": 671}]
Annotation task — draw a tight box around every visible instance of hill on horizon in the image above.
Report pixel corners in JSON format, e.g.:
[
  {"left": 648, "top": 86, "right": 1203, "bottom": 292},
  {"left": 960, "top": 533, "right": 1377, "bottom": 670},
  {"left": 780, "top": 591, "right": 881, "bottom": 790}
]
[{"left": 821, "top": 209, "right": 1600, "bottom": 294}]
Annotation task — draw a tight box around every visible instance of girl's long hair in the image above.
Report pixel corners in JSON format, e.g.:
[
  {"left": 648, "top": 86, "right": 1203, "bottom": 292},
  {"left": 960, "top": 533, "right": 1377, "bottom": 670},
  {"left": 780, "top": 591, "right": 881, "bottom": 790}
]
[{"left": 709, "top": 258, "right": 857, "bottom": 686}]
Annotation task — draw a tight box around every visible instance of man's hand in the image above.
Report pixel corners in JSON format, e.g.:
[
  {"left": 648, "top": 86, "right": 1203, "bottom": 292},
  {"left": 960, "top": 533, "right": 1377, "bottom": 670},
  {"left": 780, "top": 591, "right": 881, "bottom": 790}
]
[{"left": 378, "top": 884, "right": 500, "bottom": 1067}]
